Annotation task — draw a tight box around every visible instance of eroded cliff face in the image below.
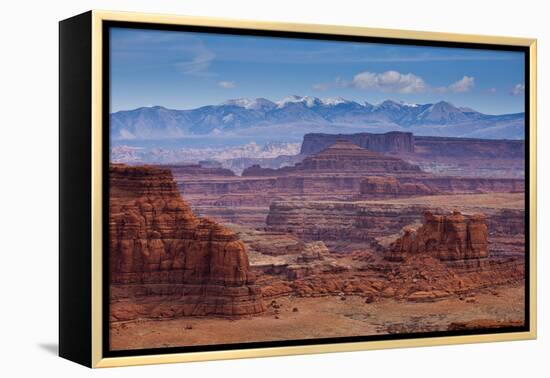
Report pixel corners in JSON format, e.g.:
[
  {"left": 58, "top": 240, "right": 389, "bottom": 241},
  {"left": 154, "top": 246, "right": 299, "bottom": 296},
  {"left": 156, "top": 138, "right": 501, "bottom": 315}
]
[
  {"left": 300, "top": 131, "right": 525, "bottom": 159},
  {"left": 359, "top": 176, "right": 524, "bottom": 198},
  {"left": 244, "top": 140, "right": 421, "bottom": 176},
  {"left": 387, "top": 211, "right": 488, "bottom": 261},
  {"left": 265, "top": 199, "right": 524, "bottom": 251},
  {"left": 109, "top": 164, "right": 265, "bottom": 318},
  {"left": 360, "top": 177, "right": 436, "bottom": 197},
  {"left": 300, "top": 132, "right": 525, "bottom": 178},
  {"left": 266, "top": 201, "right": 431, "bottom": 243}
]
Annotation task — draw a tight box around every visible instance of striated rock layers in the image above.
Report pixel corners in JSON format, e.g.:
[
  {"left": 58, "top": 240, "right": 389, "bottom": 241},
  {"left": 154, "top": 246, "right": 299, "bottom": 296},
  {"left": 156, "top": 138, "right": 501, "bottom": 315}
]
[
  {"left": 182, "top": 141, "right": 522, "bottom": 208},
  {"left": 300, "top": 131, "right": 415, "bottom": 155},
  {"left": 266, "top": 201, "right": 431, "bottom": 243},
  {"left": 300, "top": 132, "right": 526, "bottom": 178},
  {"left": 109, "top": 164, "right": 265, "bottom": 318},
  {"left": 359, "top": 176, "right": 523, "bottom": 198},
  {"left": 266, "top": 199, "right": 524, "bottom": 249},
  {"left": 163, "top": 164, "right": 236, "bottom": 177},
  {"left": 360, "top": 176, "right": 436, "bottom": 197},
  {"left": 300, "top": 131, "right": 525, "bottom": 159},
  {"left": 387, "top": 211, "right": 488, "bottom": 261},
  {"left": 244, "top": 140, "right": 421, "bottom": 176},
  {"left": 296, "top": 140, "right": 421, "bottom": 173}
]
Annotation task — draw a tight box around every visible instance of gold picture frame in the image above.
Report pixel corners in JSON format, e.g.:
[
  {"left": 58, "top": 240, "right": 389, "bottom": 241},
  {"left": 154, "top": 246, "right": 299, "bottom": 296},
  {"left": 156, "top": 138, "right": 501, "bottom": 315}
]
[{"left": 59, "top": 9, "right": 537, "bottom": 368}]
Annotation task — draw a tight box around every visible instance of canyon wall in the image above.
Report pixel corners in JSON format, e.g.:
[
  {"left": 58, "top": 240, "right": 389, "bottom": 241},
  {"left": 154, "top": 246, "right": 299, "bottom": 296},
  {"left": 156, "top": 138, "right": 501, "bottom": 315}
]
[
  {"left": 109, "top": 164, "right": 265, "bottom": 317},
  {"left": 360, "top": 177, "right": 437, "bottom": 197},
  {"left": 359, "top": 176, "right": 524, "bottom": 197},
  {"left": 266, "top": 200, "right": 524, "bottom": 245},
  {"left": 179, "top": 175, "right": 523, "bottom": 203},
  {"left": 266, "top": 201, "right": 432, "bottom": 242}
]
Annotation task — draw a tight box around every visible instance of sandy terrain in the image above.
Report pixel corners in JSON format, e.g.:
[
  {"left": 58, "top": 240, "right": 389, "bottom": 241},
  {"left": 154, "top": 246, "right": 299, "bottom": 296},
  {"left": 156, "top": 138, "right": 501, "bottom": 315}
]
[{"left": 110, "top": 284, "right": 524, "bottom": 351}]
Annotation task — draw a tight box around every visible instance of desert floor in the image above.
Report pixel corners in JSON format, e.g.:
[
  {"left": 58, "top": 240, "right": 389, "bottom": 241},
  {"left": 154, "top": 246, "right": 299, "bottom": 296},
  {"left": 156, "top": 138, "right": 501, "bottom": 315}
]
[{"left": 110, "top": 283, "right": 524, "bottom": 351}]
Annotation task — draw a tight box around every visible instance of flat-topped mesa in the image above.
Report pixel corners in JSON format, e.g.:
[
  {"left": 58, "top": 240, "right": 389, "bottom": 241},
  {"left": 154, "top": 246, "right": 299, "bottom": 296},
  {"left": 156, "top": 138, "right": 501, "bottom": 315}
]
[
  {"left": 109, "top": 164, "right": 264, "bottom": 317},
  {"left": 300, "top": 131, "right": 525, "bottom": 159},
  {"left": 300, "top": 131, "right": 415, "bottom": 155},
  {"left": 387, "top": 210, "right": 489, "bottom": 262},
  {"left": 242, "top": 140, "right": 421, "bottom": 176},
  {"left": 297, "top": 140, "right": 421, "bottom": 173}
]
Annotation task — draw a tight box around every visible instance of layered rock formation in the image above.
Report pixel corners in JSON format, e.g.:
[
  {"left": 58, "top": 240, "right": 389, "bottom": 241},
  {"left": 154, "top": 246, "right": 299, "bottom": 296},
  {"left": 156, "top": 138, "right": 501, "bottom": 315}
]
[
  {"left": 359, "top": 176, "right": 524, "bottom": 198},
  {"left": 300, "top": 131, "right": 525, "bottom": 159},
  {"left": 164, "top": 163, "right": 235, "bottom": 177},
  {"left": 360, "top": 176, "right": 436, "bottom": 197},
  {"left": 300, "top": 132, "right": 526, "bottom": 178},
  {"left": 265, "top": 198, "right": 524, "bottom": 252},
  {"left": 244, "top": 140, "right": 421, "bottom": 176},
  {"left": 387, "top": 211, "right": 488, "bottom": 261},
  {"left": 179, "top": 139, "right": 522, "bottom": 211},
  {"left": 300, "top": 131, "right": 415, "bottom": 155},
  {"left": 109, "top": 164, "right": 265, "bottom": 317},
  {"left": 266, "top": 201, "right": 430, "bottom": 244},
  {"left": 296, "top": 140, "right": 421, "bottom": 173}
]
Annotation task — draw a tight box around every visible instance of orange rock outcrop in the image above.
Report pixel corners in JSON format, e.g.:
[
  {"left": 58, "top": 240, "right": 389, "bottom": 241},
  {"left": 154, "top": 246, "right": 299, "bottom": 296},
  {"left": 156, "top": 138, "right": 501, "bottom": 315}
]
[{"left": 387, "top": 210, "right": 488, "bottom": 261}]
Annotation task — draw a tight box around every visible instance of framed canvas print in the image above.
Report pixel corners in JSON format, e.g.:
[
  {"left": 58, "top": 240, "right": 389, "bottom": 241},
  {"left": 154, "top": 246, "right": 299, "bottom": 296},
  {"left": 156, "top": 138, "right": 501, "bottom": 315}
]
[{"left": 59, "top": 10, "right": 537, "bottom": 368}]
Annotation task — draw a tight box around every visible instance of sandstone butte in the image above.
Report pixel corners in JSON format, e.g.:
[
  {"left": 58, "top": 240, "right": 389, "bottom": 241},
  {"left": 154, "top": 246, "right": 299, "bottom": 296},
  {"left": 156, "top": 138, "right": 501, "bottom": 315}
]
[
  {"left": 387, "top": 210, "right": 489, "bottom": 262},
  {"left": 242, "top": 139, "right": 422, "bottom": 176},
  {"left": 109, "top": 164, "right": 265, "bottom": 317}
]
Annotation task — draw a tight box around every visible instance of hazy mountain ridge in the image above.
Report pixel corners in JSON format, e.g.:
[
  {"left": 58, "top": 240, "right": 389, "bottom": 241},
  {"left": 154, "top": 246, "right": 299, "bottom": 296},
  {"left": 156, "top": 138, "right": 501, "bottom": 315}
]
[
  {"left": 110, "top": 141, "right": 301, "bottom": 166},
  {"left": 111, "top": 96, "right": 525, "bottom": 141}
]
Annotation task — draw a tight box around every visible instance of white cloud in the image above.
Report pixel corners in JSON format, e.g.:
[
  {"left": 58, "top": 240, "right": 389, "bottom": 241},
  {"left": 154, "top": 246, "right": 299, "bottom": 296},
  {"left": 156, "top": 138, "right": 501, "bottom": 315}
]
[
  {"left": 449, "top": 76, "right": 475, "bottom": 93},
  {"left": 174, "top": 47, "right": 215, "bottom": 76},
  {"left": 350, "top": 70, "right": 427, "bottom": 93},
  {"left": 486, "top": 87, "right": 497, "bottom": 94},
  {"left": 218, "top": 81, "right": 236, "bottom": 89},
  {"left": 511, "top": 83, "right": 525, "bottom": 96},
  {"left": 314, "top": 71, "right": 478, "bottom": 95}
]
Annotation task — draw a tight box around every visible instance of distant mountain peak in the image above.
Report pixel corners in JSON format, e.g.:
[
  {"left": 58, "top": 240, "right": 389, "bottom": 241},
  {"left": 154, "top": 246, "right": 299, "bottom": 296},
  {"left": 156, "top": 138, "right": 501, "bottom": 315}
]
[
  {"left": 222, "top": 97, "right": 275, "bottom": 110},
  {"left": 276, "top": 95, "right": 321, "bottom": 108},
  {"left": 375, "top": 99, "right": 421, "bottom": 109},
  {"left": 320, "top": 96, "right": 350, "bottom": 106}
]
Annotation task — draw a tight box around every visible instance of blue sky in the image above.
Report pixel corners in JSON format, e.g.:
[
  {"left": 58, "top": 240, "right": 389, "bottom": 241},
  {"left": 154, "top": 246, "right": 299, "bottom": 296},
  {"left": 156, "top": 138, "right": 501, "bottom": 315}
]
[{"left": 110, "top": 27, "right": 525, "bottom": 115}]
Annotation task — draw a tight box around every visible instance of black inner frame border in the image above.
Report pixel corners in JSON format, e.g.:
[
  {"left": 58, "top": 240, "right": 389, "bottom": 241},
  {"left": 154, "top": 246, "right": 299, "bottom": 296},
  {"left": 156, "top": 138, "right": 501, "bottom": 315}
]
[{"left": 101, "top": 20, "right": 531, "bottom": 358}]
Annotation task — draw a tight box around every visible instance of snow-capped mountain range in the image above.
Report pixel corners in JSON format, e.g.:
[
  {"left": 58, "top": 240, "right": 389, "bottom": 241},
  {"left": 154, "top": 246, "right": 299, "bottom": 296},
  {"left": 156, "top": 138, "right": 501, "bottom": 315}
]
[{"left": 111, "top": 95, "right": 525, "bottom": 142}]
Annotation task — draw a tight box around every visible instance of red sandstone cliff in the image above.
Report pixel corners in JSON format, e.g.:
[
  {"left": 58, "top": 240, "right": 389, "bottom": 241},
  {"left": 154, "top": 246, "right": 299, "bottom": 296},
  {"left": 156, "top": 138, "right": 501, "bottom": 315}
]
[
  {"left": 387, "top": 211, "right": 488, "bottom": 261},
  {"left": 109, "top": 164, "right": 265, "bottom": 317}
]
